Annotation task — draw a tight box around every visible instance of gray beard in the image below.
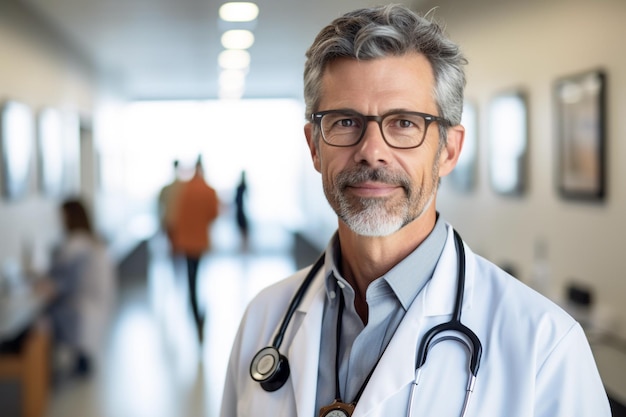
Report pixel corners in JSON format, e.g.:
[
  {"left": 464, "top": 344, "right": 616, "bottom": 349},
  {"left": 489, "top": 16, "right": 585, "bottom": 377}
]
[
  {"left": 339, "top": 196, "right": 408, "bottom": 237},
  {"left": 338, "top": 191, "right": 435, "bottom": 237},
  {"left": 325, "top": 166, "right": 422, "bottom": 237}
]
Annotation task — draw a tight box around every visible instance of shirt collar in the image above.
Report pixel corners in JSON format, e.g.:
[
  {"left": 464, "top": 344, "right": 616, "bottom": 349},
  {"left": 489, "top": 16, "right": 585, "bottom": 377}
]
[
  {"left": 322, "top": 233, "right": 344, "bottom": 304},
  {"left": 323, "top": 215, "right": 448, "bottom": 310}
]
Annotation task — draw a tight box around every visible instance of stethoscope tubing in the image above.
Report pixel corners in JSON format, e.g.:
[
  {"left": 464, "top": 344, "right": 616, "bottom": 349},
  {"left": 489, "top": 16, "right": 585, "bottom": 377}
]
[
  {"left": 408, "top": 229, "right": 482, "bottom": 417},
  {"left": 249, "top": 254, "right": 326, "bottom": 391},
  {"left": 415, "top": 230, "right": 482, "bottom": 374},
  {"left": 271, "top": 253, "right": 325, "bottom": 348}
]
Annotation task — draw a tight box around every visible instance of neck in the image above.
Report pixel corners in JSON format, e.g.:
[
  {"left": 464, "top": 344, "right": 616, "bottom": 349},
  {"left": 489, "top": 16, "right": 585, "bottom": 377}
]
[{"left": 336, "top": 210, "right": 437, "bottom": 323}]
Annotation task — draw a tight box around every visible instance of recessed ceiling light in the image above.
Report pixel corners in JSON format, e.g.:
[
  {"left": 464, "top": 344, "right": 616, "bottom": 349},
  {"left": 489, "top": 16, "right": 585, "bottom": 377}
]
[
  {"left": 221, "top": 30, "right": 255, "bottom": 49},
  {"left": 219, "top": 84, "right": 245, "bottom": 100},
  {"left": 219, "top": 2, "right": 259, "bottom": 22},
  {"left": 218, "top": 49, "right": 251, "bottom": 70},
  {"left": 219, "top": 69, "right": 247, "bottom": 87}
]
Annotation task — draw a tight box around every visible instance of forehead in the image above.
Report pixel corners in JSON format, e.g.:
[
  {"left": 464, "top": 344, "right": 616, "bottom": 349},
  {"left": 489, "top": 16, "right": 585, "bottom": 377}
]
[{"left": 318, "top": 53, "right": 436, "bottom": 112}]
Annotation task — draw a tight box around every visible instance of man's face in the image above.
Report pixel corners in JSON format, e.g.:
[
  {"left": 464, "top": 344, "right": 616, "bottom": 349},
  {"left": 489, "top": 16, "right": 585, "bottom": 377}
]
[{"left": 305, "top": 53, "right": 461, "bottom": 237}]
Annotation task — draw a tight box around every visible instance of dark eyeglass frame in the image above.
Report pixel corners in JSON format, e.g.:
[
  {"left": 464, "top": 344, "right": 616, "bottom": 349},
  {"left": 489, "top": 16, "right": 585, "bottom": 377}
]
[{"left": 310, "top": 109, "right": 450, "bottom": 149}]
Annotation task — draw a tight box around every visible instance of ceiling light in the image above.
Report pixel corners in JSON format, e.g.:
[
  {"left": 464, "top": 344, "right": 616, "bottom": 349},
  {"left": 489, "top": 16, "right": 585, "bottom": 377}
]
[
  {"left": 221, "top": 30, "right": 255, "bottom": 50},
  {"left": 218, "top": 49, "right": 251, "bottom": 70},
  {"left": 219, "top": 2, "right": 259, "bottom": 22},
  {"left": 219, "top": 70, "right": 246, "bottom": 96},
  {"left": 219, "top": 69, "right": 247, "bottom": 88},
  {"left": 219, "top": 84, "right": 245, "bottom": 100}
]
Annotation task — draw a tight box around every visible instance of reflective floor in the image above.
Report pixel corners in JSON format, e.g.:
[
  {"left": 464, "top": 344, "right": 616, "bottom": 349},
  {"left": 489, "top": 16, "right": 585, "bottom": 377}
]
[{"left": 45, "top": 218, "right": 299, "bottom": 417}]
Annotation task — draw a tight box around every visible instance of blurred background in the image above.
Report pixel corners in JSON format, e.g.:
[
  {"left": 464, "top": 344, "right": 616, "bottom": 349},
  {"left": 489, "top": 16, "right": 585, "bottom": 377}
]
[{"left": 1, "top": 0, "right": 625, "bottom": 416}]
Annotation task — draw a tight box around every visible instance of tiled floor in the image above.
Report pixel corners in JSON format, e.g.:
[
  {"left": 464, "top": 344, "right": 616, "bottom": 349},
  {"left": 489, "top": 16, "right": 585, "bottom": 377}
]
[{"left": 45, "top": 219, "right": 299, "bottom": 417}]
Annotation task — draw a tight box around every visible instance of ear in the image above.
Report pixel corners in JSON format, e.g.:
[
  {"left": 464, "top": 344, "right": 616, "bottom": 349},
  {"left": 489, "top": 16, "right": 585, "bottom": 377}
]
[
  {"left": 437, "top": 125, "right": 465, "bottom": 177},
  {"left": 304, "top": 123, "right": 322, "bottom": 173}
]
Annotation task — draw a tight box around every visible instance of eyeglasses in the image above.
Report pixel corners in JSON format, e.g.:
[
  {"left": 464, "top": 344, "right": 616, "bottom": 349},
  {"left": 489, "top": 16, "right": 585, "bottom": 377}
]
[{"left": 310, "top": 109, "right": 449, "bottom": 149}]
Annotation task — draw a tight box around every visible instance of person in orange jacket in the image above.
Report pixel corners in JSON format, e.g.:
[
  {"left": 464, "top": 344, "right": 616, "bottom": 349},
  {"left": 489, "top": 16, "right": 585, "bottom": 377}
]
[{"left": 170, "top": 156, "right": 220, "bottom": 343}]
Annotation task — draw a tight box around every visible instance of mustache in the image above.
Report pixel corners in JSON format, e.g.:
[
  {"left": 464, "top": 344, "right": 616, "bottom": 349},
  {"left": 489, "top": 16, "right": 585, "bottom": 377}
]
[{"left": 335, "top": 166, "right": 410, "bottom": 192}]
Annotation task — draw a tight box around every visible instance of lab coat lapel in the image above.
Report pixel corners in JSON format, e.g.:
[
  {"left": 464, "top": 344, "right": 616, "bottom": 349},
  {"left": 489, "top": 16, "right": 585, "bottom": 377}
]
[
  {"left": 430, "top": 227, "right": 476, "bottom": 317},
  {"left": 354, "top": 226, "right": 475, "bottom": 416},
  {"left": 287, "top": 269, "right": 326, "bottom": 417},
  {"left": 422, "top": 227, "right": 471, "bottom": 317}
]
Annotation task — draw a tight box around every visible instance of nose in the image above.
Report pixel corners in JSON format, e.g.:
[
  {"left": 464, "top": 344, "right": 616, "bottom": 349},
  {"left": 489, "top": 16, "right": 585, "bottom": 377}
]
[{"left": 353, "top": 120, "right": 392, "bottom": 166}]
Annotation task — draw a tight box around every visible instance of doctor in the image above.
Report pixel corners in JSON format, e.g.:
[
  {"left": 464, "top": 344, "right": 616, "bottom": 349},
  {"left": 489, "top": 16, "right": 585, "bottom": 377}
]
[{"left": 220, "top": 4, "right": 611, "bottom": 417}]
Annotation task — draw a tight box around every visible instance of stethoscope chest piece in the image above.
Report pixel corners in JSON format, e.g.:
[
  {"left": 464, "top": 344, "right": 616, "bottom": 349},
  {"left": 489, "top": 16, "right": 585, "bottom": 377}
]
[
  {"left": 250, "top": 346, "right": 290, "bottom": 392},
  {"left": 318, "top": 400, "right": 355, "bottom": 417}
]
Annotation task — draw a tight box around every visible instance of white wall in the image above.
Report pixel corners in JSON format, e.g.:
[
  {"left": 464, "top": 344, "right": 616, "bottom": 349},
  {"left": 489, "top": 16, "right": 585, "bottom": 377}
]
[
  {"left": 0, "top": 2, "right": 100, "bottom": 271},
  {"left": 421, "top": 0, "right": 626, "bottom": 337}
]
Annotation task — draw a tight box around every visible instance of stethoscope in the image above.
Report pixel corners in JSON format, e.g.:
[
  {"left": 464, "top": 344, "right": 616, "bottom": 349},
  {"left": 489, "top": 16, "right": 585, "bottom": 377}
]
[{"left": 249, "top": 229, "right": 482, "bottom": 417}]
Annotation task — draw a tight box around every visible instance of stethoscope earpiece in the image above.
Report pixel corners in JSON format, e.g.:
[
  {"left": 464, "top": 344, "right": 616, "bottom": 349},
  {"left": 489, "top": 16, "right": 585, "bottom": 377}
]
[{"left": 250, "top": 346, "right": 291, "bottom": 392}]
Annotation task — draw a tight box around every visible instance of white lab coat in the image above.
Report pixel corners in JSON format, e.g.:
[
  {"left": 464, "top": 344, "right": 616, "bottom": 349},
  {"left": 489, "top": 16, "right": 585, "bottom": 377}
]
[
  {"left": 220, "top": 225, "right": 611, "bottom": 417},
  {"left": 49, "top": 232, "right": 117, "bottom": 358}
]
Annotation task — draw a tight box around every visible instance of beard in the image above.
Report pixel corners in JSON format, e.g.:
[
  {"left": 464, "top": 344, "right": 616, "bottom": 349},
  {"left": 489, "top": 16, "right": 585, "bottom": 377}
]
[{"left": 324, "top": 155, "right": 441, "bottom": 237}]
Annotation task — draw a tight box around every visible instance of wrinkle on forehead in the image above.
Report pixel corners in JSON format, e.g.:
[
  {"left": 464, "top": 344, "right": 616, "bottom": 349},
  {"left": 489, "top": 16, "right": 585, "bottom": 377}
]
[{"left": 318, "top": 53, "right": 437, "bottom": 116}]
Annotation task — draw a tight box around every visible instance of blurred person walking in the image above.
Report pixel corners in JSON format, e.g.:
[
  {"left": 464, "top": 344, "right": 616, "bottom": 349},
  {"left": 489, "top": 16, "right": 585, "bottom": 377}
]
[
  {"left": 234, "top": 170, "right": 250, "bottom": 252},
  {"left": 170, "top": 156, "right": 220, "bottom": 343},
  {"left": 158, "top": 159, "right": 184, "bottom": 253}
]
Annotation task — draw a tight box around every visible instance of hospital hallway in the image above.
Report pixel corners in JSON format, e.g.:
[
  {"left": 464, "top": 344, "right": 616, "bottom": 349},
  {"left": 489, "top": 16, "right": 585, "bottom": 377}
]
[
  {"left": 43, "top": 217, "right": 316, "bottom": 417},
  {"left": 23, "top": 213, "right": 626, "bottom": 417}
]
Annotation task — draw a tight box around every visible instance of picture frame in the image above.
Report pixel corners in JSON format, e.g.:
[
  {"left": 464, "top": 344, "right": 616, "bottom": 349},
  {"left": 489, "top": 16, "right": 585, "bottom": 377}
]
[
  {"left": 555, "top": 69, "right": 606, "bottom": 201},
  {"left": 37, "top": 108, "right": 65, "bottom": 197},
  {"left": 0, "top": 100, "right": 35, "bottom": 200},
  {"left": 487, "top": 90, "right": 528, "bottom": 196},
  {"left": 448, "top": 100, "right": 478, "bottom": 192},
  {"left": 61, "top": 111, "right": 81, "bottom": 196}
]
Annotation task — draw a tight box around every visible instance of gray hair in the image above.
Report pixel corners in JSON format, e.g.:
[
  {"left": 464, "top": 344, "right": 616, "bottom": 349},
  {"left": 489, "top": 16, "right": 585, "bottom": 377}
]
[{"left": 303, "top": 4, "right": 467, "bottom": 141}]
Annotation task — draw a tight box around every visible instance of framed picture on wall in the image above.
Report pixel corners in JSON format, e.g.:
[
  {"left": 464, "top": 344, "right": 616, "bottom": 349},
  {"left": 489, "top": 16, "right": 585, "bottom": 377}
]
[
  {"left": 487, "top": 90, "right": 528, "bottom": 196},
  {"left": 61, "top": 111, "right": 81, "bottom": 195},
  {"left": 448, "top": 100, "right": 478, "bottom": 192},
  {"left": 0, "top": 100, "right": 35, "bottom": 200},
  {"left": 37, "top": 108, "right": 65, "bottom": 197},
  {"left": 555, "top": 69, "right": 606, "bottom": 201}
]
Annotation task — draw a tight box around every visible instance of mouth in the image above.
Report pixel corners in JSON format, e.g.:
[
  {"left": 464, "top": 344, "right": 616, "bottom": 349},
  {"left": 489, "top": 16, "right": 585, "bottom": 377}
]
[
  {"left": 346, "top": 181, "right": 402, "bottom": 198},
  {"left": 335, "top": 166, "right": 410, "bottom": 201}
]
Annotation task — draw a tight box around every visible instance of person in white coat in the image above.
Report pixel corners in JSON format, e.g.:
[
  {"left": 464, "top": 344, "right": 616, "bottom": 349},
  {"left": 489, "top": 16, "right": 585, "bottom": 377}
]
[
  {"left": 43, "top": 199, "right": 117, "bottom": 378},
  {"left": 220, "top": 4, "right": 611, "bottom": 417}
]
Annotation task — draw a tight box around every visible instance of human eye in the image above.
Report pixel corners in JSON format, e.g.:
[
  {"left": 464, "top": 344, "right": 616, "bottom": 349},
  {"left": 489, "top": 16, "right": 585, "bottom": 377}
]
[
  {"left": 324, "top": 112, "right": 362, "bottom": 133},
  {"left": 386, "top": 113, "right": 424, "bottom": 132}
]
